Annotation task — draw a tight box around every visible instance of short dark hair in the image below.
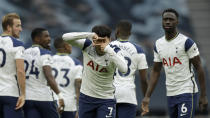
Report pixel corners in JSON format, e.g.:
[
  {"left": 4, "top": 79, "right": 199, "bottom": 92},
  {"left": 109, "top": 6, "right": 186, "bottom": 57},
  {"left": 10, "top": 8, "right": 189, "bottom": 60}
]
[
  {"left": 31, "top": 28, "right": 47, "bottom": 41},
  {"left": 54, "top": 37, "right": 65, "bottom": 49},
  {"left": 162, "top": 8, "right": 179, "bottom": 18},
  {"left": 92, "top": 25, "right": 112, "bottom": 38},
  {"left": 2, "top": 13, "right": 20, "bottom": 31},
  {"left": 116, "top": 20, "right": 132, "bottom": 37}
]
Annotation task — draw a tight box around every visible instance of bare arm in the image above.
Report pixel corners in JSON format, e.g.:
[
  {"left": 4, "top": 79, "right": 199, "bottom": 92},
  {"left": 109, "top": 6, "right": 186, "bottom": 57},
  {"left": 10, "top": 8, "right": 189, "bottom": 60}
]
[
  {"left": 15, "top": 59, "right": 26, "bottom": 109},
  {"left": 145, "top": 62, "right": 162, "bottom": 97},
  {"left": 190, "top": 55, "right": 208, "bottom": 111},
  {"left": 62, "top": 32, "right": 95, "bottom": 49},
  {"left": 139, "top": 69, "right": 148, "bottom": 96},
  {"left": 43, "top": 65, "right": 65, "bottom": 112},
  {"left": 141, "top": 62, "right": 162, "bottom": 116},
  {"left": 75, "top": 79, "right": 82, "bottom": 106},
  {"left": 104, "top": 45, "right": 128, "bottom": 73},
  {"left": 43, "top": 65, "right": 60, "bottom": 94}
]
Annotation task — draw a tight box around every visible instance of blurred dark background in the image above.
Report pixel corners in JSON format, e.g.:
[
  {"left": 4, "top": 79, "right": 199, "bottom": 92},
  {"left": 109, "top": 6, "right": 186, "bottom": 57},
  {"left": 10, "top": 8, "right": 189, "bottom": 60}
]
[{"left": 0, "top": 0, "right": 209, "bottom": 117}]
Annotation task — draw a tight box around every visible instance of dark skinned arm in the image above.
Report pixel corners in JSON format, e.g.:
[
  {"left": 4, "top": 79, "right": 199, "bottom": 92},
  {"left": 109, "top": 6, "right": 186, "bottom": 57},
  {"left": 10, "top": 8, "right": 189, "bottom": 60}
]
[
  {"left": 43, "top": 65, "right": 60, "bottom": 94},
  {"left": 74, "top": 79, "right": 82, "bottom": 118},
  {"left": 75, "top": 79, "right": 82, "bottom": 106},
  {"left": 141, "top": 62, "right": 162, "bottom": 116},
  {"left": 139, "top": 69, "right": 148, "bottom": 96},
  {"left": 190, "top": 55, "right": 208, "bottom": 111},
  {"left": 43, "top": 65, "right": 65, "bottom": 113}
]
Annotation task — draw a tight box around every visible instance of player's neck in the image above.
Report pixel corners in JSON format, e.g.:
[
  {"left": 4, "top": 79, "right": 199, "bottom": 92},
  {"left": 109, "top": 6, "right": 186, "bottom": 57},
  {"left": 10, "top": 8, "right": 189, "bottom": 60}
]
[
  {"left": 32, "top": 44, "right": 43, "bottom": 48},
  {"left": 165, "top": 31, "right": 178, "bottom": 41},
  {"left": 118, "top": 37, "right": 129, "bottom": 41},
  {"left": 1, "top": 31, "right": 12, "bottom": 37},
  {"left": 56, "top": 52, "right": 69, "bottom": 55}
]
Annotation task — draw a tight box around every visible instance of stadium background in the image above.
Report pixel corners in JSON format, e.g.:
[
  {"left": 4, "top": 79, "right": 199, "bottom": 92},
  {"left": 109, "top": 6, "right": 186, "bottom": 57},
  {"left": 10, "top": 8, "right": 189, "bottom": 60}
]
[{"left": 0, "top": 0, "right": 209, "bottom": 117}]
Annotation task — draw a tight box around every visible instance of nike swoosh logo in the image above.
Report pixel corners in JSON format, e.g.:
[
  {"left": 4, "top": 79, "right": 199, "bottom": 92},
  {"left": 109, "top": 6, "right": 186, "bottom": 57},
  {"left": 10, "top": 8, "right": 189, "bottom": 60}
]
[{"left": 180, "top": 113, "right": 186, "bottom": 116}]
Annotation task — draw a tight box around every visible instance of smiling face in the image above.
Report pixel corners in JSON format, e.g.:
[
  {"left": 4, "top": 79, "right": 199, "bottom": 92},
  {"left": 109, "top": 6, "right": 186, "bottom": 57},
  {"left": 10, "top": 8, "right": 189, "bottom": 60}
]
[
  {"left": 162, "top": 12, "right": 178, "bottom": 33},
  {"left": 39, "top": 31, "right": 51, "bottom": 49}
]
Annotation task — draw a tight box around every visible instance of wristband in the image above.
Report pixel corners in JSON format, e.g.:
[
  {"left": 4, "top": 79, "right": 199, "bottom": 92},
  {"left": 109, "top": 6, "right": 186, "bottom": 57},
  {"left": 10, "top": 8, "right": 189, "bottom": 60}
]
[{"left": 57, "top": 93, "right": 64, "bottom": 99}]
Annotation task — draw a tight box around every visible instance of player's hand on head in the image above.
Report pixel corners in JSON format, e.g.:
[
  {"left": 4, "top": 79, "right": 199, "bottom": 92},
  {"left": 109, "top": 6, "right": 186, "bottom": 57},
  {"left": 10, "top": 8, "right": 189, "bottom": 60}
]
[
  {"left": 15, "top": 95, "right": 25, "bottom": 110},
  {"left": 58, "top": 99, "right": 65, "bottom": 113},
  {"left": 100, "top": 37, "right": 109, "bottom": 52},
  {"left": 199, "top": 95, "right": 208, "bottom": 112},
  {"left": 141, "top": 97, "right": 150, "bottom": 116},
  {"left": 92, "top": 34, "right": 98, "bottom": 46}
]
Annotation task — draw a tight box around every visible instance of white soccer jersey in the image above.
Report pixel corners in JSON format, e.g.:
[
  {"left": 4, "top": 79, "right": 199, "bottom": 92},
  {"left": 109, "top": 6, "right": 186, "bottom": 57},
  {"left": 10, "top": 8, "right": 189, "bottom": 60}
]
[
  {"left": 24, "top": 45, "right": 54, "bottom": 101},
  {"left": 0, "top": 36, "right": 24, "bottom": 97},
  {"left": 52, "top": 54, "right": 82, "bottom": 111},
  {"left": 154, "top": 33, "right": 199, "bottom": 96},
  {"left": 63, "top": 32, "right": 127, "bottom": 99},
  {"left": 112, "top": 40, "right": 148, "bottom": 105}
]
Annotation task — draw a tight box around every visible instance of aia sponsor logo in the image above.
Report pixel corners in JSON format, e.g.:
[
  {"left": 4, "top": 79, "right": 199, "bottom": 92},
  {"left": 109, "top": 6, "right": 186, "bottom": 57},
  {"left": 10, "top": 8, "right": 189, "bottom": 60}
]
[
  {"left": 87, "top": 60, "right": 108, "bottom": 72},
  {"left": 162, "top": 57, "right": 182, "bottom": 66}
]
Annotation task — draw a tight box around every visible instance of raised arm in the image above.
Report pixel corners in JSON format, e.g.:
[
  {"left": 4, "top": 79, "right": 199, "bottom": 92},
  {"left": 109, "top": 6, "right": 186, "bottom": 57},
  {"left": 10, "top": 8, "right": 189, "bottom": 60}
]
[
  {"left": 62, "top": 32, "right": 95, "bottom": 49},
  {"left": 104, "top": 45, "right": 127, "bottom": 74}
]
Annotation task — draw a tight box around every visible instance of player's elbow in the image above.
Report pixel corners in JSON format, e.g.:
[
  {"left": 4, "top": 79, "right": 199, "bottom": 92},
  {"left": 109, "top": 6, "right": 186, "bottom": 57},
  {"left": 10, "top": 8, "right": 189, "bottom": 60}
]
[
  {"left": 118, "top": 65, "right": 128, "bottom": 74},
  {"left": 62, "top": 33, "right": 69, "bottom": 41}
]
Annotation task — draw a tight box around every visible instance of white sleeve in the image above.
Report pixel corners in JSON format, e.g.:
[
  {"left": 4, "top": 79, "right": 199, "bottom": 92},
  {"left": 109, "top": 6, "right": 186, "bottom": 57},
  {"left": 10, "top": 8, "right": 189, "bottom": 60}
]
[
  {"left": 41, "top": 55, "right": 53, "bottom": 66},
  {"left": 62, "top": 32, "right": 95, "bottom": 50},
  {"left": 154, "top": 51, "right": 161, "bottom": 62},
  {"left": 104, "top": 45, "right": 127, "bottom": 74},
  {"left": 15, "top": 46, "right": 25, "bottom": 59},
  {"left": 187, "top": 43, "right": 199, "bottom": 59},
  {"left": 74, "top": 65, "right": 83, "bottom": 79},
  {"left": 134, "top": 53, "right": 148, "bottom": 70}
]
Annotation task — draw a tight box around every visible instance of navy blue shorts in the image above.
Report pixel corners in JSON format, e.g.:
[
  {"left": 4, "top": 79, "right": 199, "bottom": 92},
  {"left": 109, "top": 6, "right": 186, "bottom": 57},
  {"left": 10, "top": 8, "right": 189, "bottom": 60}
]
[
  {"left": 23, "top": 100, "right": 59, "bottom": 118},
  {"left": 0, "top": 96, "right": 24, "bottom": 118},
  {"left": 167, "top": 93, "right": 198, "bottom": 118},
  {"left": 116, "top": 103, "right": 137, "bottom": 118},
  {"left": 60, "top": 111, "right": 76, "bottom": 118},
  {"left": 79, "top": 92, "right": 116, "bottom": 118}
]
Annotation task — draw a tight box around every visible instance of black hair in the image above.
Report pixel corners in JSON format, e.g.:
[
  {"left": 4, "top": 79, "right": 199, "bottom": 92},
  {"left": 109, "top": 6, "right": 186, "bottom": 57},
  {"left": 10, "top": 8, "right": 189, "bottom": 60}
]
[
  {"left": 116, "top": 20, "right": 132, "bottom": 37},
  {"left": 162, "top": 8, "right": 179, "bottom": 18},
  {"left": 31, "top": 28, "right": 47, "bottom": 41},
  {"left": 92, "top": 25, "right": 112, "bottom": 37},
  {"left": 54, "top": 37, "right": 65, "bottom": 49}
]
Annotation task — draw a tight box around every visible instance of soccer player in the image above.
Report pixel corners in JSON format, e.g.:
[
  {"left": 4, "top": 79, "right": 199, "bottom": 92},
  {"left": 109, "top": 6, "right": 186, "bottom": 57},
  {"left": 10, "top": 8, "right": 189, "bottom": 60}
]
[
  {"left": 113, "top": 20, "right": 148, "bottom": 118},
  {"left": 52, "top": 37, "right": 82, "bottom": 118},
  {"left": 62, "top": 25, "right": 128, "bottom": 118},
  {"left": 141, "top": 8, "right": 208, "bottom": 118},
  {"left": 0, "top": 13, "right": 25, "bottom": 118},
  {"left": 23, "top": 28, "right": 64, "bottom": 118}
]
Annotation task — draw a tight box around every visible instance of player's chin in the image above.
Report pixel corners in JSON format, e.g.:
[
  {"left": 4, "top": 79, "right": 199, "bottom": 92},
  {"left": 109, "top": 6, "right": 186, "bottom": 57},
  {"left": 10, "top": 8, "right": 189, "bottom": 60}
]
[{"left": 163, "top": 27, "right": 174, "bottom": 32}]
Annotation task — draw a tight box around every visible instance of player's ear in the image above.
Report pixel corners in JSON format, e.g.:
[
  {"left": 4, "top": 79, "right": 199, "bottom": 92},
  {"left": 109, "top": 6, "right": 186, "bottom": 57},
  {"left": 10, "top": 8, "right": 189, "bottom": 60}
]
[
  {"left": 33, "top": 37, "right": 40, "bottom": 43},
  {"left": 6, "top": 25, "right": 12, "bottom": 32},
  {"left": 115, "top": 29, "right": 119, "bottom": 38}
]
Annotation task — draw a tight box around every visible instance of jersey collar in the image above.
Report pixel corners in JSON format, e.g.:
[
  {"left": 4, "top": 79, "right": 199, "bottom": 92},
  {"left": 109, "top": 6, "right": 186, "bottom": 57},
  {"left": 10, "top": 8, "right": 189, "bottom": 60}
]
[
  {"left": 32, "top": 44, "right": 43, "bottom": 48},
  {"left": 56, "top": 53, "right": 69, "bottom": 56},
  {"left": 118, "top": 38, "right": 129, "bottom": 42},
  {"left": 165, "top": 33, "right": 179, "bottom": 41},
  {"left": 1, "top": 33, "right": 11, "bottom": 37}
]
